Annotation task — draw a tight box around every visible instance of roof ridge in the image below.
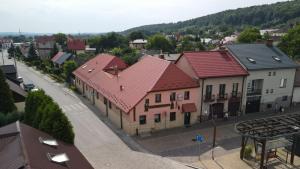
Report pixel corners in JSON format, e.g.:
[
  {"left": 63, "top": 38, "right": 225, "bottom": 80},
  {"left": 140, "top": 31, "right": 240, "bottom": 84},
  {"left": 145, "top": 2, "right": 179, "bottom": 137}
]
[{"left": 16, "top": 122, "right": 31, "bottom": 169}]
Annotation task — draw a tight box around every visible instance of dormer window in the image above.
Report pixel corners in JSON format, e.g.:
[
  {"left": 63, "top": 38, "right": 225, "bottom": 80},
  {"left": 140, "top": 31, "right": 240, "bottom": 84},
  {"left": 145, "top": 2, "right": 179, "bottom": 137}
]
[
  {"left": 272, "top": 56, "right": 281, "bottom": 62},
  {"left": 247, "top": 57, "right": 256, "bottom": 64},
  {"left": 47, "top": 153, "right": 69, "bottom": 164},
  {"left": 39, "top": 137, "right": 58, "bottom": 147}
]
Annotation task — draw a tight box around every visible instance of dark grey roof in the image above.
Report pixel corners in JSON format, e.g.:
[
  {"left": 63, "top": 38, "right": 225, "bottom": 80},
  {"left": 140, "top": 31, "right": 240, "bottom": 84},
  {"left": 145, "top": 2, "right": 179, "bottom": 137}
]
[
  {"left": 6, "top": 79, "right": 27, "bottom": 97},
  {"left": 226, "top": 44, "right": 298, "bottom": 70},
  {"left": 55, "top": 53, "right": 73, "bottom": 65},
  {"left": 0, "top": 65, "right": 16, "bottom": 74}
]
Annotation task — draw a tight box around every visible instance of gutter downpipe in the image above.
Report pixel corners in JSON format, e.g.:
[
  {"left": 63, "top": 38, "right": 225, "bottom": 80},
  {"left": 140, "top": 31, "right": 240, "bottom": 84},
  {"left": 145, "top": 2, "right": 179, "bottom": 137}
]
[{"left": 200, "top": 78, "right": 205, "bottom": 122}]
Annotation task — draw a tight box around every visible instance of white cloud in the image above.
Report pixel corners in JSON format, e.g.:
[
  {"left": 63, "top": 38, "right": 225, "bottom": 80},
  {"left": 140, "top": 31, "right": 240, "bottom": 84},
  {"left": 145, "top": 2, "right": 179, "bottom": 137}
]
[{"left": 0, "top": 0, "right": 287, "bottom": 33}]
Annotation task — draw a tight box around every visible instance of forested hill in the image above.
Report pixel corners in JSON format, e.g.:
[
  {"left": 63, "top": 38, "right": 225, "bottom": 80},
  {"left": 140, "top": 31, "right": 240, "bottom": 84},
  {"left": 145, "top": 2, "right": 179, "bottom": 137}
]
[{"left": 122, "top": 0, "right": 300, "bottom": 35}]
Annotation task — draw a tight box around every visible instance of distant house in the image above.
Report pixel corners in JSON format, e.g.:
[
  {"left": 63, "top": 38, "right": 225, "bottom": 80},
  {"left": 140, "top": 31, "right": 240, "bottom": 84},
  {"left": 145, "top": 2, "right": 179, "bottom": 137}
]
[
  {"left": 35, "top": 35, "right": 56, "bottom": 60},
  {"left": 293, "top": 69, "right": 300, "bottom": 104},
  {"left": 67, "top": 39, "right": 86, "bottom": 54},
  {"left": 152, "top": 53, "right": 181, "bottom": 63},
  {"left": 51, "top": 52, "right": 74, "bottom": 68},
  {"left": 221, "top": 35, "right": 238, "bottom": 45},
  {"left": 176, "top": 51, "right": 248, "bottom": 120},
  {"left": 227, "top": 42, "right": 298, "bottom": 114},
  {"left": 0, "top": 65, "right": 20, "bottom": 85},
  {"left": 129, "top": 39, "right": 147, "bottom": 49},
  {"left": 0, "top": 121, "right": 94, "bottom": 169},
  {"left": 6, "top": 79, "right": 27, "bottom": 111},
  {"left": 0, "top": 38, "right": 13, "bottom": 49}
]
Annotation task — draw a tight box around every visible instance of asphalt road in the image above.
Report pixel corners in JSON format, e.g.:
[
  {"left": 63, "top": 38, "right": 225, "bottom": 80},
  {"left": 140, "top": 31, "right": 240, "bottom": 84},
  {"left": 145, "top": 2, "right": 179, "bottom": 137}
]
[{"left": 1, "top": 51, "right": 191, "bottom": 169}]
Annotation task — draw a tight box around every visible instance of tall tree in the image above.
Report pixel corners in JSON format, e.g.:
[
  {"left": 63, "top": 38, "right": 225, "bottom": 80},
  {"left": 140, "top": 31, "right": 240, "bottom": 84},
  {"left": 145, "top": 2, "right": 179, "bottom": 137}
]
[
  {"left": 146, "top": 34, "right": 173, "bottom": 52},
  {"left": 238, "top": 27, "right": 262, "bottom": 43},
  {"left": 7, "top": 43, "right": 15, "bottom": 57},
  {"left": 279, "top": 25, "right": 300, "bottom": 60},
  {"left": 63, "top": 60, "right": 77, "bottom": 82},
  {"left": 27, "top": 42, "right": 38, "bottom": 60},
  {"left": 128, "top": 31, "right": 145, "bottom": 41},
  {"left": 50, "top": 43, "right": 59, "bottom": 58},
  {"left": 0, "top": 69, "right": 16, "bottom": 114},
  {"left": 54, "top": 33, "right": 67, "bottom": 46}
]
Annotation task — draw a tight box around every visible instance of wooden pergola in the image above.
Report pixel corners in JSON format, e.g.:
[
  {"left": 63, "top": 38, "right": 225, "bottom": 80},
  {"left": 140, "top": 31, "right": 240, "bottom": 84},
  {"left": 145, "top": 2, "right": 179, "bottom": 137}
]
[{"left": 235, "top": 113, "right": 300, "bottom": 169}]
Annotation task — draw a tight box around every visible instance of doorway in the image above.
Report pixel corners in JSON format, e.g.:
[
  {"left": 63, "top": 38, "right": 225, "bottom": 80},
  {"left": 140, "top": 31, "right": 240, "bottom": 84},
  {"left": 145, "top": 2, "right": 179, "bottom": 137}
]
[
  {"left": 184, "top": 112, "right": 191, "bottom": 126},
  {"left": 210, "top": 103, "right": 224, "bottom": 119}
]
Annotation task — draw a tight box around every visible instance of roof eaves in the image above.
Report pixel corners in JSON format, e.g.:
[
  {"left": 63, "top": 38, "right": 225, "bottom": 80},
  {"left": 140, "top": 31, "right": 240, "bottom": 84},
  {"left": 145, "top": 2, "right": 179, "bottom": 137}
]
[{"left": 16, "top": 122, "right": 31, "bottom": 169}]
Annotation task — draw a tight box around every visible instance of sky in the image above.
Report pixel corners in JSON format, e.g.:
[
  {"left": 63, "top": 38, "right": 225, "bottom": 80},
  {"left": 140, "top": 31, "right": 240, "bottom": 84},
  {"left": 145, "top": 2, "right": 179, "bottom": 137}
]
[{"left": 0, "top": 0, "right": 287, "bottom": 33}]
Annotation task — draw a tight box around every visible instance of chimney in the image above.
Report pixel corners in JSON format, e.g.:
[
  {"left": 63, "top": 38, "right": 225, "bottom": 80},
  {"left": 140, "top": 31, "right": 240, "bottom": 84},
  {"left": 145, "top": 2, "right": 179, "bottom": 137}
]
[
  {"left": 159, "top": 54, "right": 165, "bottom": 60},
  {"left": 113, "top": 65, "right": 118, "bottom": 76},
  {"left": 266, "top": 39, "right": 273, "bottom": 47}
]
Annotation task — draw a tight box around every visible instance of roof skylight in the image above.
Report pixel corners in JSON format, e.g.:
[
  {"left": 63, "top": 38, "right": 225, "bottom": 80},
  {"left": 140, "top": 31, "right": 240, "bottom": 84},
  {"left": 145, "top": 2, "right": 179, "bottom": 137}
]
[
  {"left": 82, "top": 65, "right": 87, "bottom": 69},
  {"left": 47, "top": 153, "right": 69, "bottom": 164},
  {"left": 272, "top": 56, "right": 281, "bottom": 62},
  {"left": 247, "top": 57, "right": 256, "bottom": 64},
  {"left": 39, "top": 137, "right": 58, "bottom": 147}
]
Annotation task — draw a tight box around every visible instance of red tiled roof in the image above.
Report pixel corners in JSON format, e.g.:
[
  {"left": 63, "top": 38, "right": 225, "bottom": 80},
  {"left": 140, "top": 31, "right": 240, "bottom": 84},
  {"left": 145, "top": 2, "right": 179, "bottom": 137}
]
[
  {"left": 73, "top": 54, "right": 127, "bottom": 84},
  {"left": 182, "top": 103, "right": 197, "bottom": 113},
  {"left": 103, "top": 57, "right": 128, "bottom": 71},
  {"left": 51, "top": 51, "right": 64, "bottom": 62},
  {"left": 179, "top": 51, "right": 248, "bottom": 78},
  {"left": 35, "top": 35, "right": 55, "bottom": 44},
  {"left": 67, "top": 39, "right": 85, "bottom": 50},
  {"left": 78, "top": 56, "right": 198, "bottom": 113}
]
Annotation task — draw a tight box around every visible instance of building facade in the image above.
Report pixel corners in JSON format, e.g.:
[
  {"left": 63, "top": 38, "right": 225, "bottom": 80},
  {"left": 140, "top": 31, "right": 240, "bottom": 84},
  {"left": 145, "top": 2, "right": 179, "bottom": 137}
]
[
  {"left": 74, "top": 54, "right": 200, "bottom": 135},
  {"left": 176, "top": 51, "right": 248, "bottom": 120},
  {"left": 227, "top": 43, "right": 298, "bottom": 114},
  {"left": 35, "top": 35, "right": 56, "bottom": 60}
]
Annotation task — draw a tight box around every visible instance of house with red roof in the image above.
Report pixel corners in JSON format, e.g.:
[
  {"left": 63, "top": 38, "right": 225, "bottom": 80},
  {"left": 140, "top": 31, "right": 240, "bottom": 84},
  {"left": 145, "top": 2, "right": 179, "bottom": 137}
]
[
  {"left": 35, "top": 35, "right": 56, "bottom": 60},
  {"left": 176, "top": 50, "right": 248, "bottom": 120},
  {"left": 67, "top": 39, "right": 86, "bottom": 54},
  {"left": 73, "top": 54, "right": 200, "bottom": 135}
]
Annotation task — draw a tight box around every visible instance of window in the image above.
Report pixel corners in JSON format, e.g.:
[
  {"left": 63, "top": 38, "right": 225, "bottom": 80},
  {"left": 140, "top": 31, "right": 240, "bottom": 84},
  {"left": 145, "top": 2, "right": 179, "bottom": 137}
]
[
  {"left": 104, "top": 97, "right": 107, "bottom": 105},
  {"left": 96, "top": 92, "right": 99, "bottom": 99},
  {"left": 170, "top": 102, "right": 174, "bottom": 109},
  {"left": 133, "top": 107, "right": 136, "bottom": 121},
  {"left": 266, "top": 89, "right": 269, "bottom": 94},
  {"left": 170, "top": 112, "right": 176, "bottom": 121},
  {"left": 282, "top": 96, "right": 288, "bottom": 101},
  {"left": 170, "top": 92, "right": 176, "bottom": 101},
  {"left": 219, "top": 84, "right": 226, "bottom": 98},
  {"left": 232, "top": 83, "right": 239, "bottom": 97},
  {"left": 145, "top": 99, "right": 149, "bottom": 112},
  {"left": 109, "top": 101, "right": 112, "bottom": 109},
  {"left": 272, "top": 56, "right": 281, "bottom": 62},
  {"left": 270, "top": 89, "right": 274, "bottom": 93},
  {"left": 205, "top": 85, "right": 213, "bottom": 100},
  {"left": 280, "top": 78, "right": 287, "bottom": 88},
  {"left": 247, "top": 57, "right": 256, "bottom": 64},
  {"left": 155, "top": 94, "right": 161, "bottom": 103},
  {"left": 154, "top": 114, "right": 161, "bottom": 123},
  {"left": 273, "top": 72, "right": 276, "bottom": 76},
  {"left": 267, "top": 104, "right": 272, "bottom": 109},
  {"left": 139, "top": 115, "right": 146, "bottom": 125},
  {"left": 184, "top": 91, "right": 190, "bottom": 100},
  {"left": 268, "top": 72, "right": 272, "bottom": 76}
]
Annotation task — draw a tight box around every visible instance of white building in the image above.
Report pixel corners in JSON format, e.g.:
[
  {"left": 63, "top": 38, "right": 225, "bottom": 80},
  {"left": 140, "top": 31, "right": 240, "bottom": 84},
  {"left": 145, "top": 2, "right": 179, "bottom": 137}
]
[{"left": 227, "top": 42, "right": 298, "bottom": 114}]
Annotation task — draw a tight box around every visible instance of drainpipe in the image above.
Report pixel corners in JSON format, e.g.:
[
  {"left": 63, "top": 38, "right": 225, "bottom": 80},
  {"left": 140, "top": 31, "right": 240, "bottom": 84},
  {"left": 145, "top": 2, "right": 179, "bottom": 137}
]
[
  {"left": 240, "top": 76, "right": 246, "bottom": 115},
  {"left": 200, "top": 79, "right": 205, "bottom": 122},
  {"left": 290, "top": 69, "right": 297, "bottom": 109}
]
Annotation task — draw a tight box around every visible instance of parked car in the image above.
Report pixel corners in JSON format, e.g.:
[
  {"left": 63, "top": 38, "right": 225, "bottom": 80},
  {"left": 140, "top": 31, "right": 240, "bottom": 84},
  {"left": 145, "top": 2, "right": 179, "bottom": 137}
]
[
  {"left": 17, "top": 76, "right": 23, "bottom": 83},
  {"left": 23, "top": 83, "right": 35, "bottom": 92}
]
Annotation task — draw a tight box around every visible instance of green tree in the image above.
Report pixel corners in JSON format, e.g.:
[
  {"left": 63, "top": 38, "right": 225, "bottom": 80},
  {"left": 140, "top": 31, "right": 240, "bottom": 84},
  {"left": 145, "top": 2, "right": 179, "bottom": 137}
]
[
  {"left": 52, "top": 113, "right": 75, "bottom": 144},
  {"left": 0, "top": 69, "right": 16, "bottom": 114},
  {"left": 279, "top": 25, "right": 300, "bottom": 60},
  {"left": 7, "top": 43, "right": 15, "bottom": 57},
  {"left": 50, "top": 43, "right": 59, "bottom": 58},
  {"left": 146, "top": 34, "right": 173, "bottom": 52},
  {"left": 121, "top": 52, "right": 139, "bottom": 65},
  {"left": 63, "top": 60, "right": 77, "bottom": 82},
  {"left": 27, "top": 42, "right": 38, "bottom": 60},
  {"left": 15, "top": 46, "right": 23, "bottom": 59},
  {"left": 54, "top": 33, "right": 67, "bottom": 46},
  {"left": 111, "top": 47, "right": 123, "bottom": 57},
  {"left": 128, "top": 31, "right": 145, "bottom": 41},
  {"left": 24, "top": 90, "right": 46, "bottom": 125},
  {"left": 238, "top": 27, "right": 262, "bottom": 43}
]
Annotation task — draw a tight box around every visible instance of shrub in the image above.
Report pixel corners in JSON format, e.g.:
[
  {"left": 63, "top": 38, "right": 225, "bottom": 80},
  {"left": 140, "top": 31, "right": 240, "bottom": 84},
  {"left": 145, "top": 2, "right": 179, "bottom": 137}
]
[{"left": 244, "top": 145, "right": 253, "bottom": 159}]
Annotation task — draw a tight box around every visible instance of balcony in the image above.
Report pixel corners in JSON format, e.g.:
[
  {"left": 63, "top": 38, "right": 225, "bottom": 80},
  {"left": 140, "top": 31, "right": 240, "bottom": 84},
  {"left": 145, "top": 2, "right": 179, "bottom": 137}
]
[
  {"left": 247, "top": 89, "right": 262, "bottom": 96},
  {"left": 231, "top": 92, "right": 242, "bottom": 98},
  {"left": 217, "top": 93, "right": 228, "bottom": 101},
  {"left": 204, "top": 94, "right": 215, "bottom": 102}
]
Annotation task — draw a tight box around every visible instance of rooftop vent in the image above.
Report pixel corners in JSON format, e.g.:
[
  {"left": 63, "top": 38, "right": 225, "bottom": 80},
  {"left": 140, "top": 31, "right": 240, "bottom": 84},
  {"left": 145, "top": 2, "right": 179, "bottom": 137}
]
[
  {"left": 47, "top": 153, "right": 69, "bottom": 164},
  {"left": 272, "top": 56, "right": 281, "bottom": 62},
  {"left": 247, "top": 57, "right": 256, "bottom": 64},
  {"left": 39, "top": 137, "right": 58, "bottom": 147},
  {"left": 88, "top": 68, "right": 94, "bottom": 73},
  {"left": 82, "top": 65, "right": 87, "bottom": 69}
]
